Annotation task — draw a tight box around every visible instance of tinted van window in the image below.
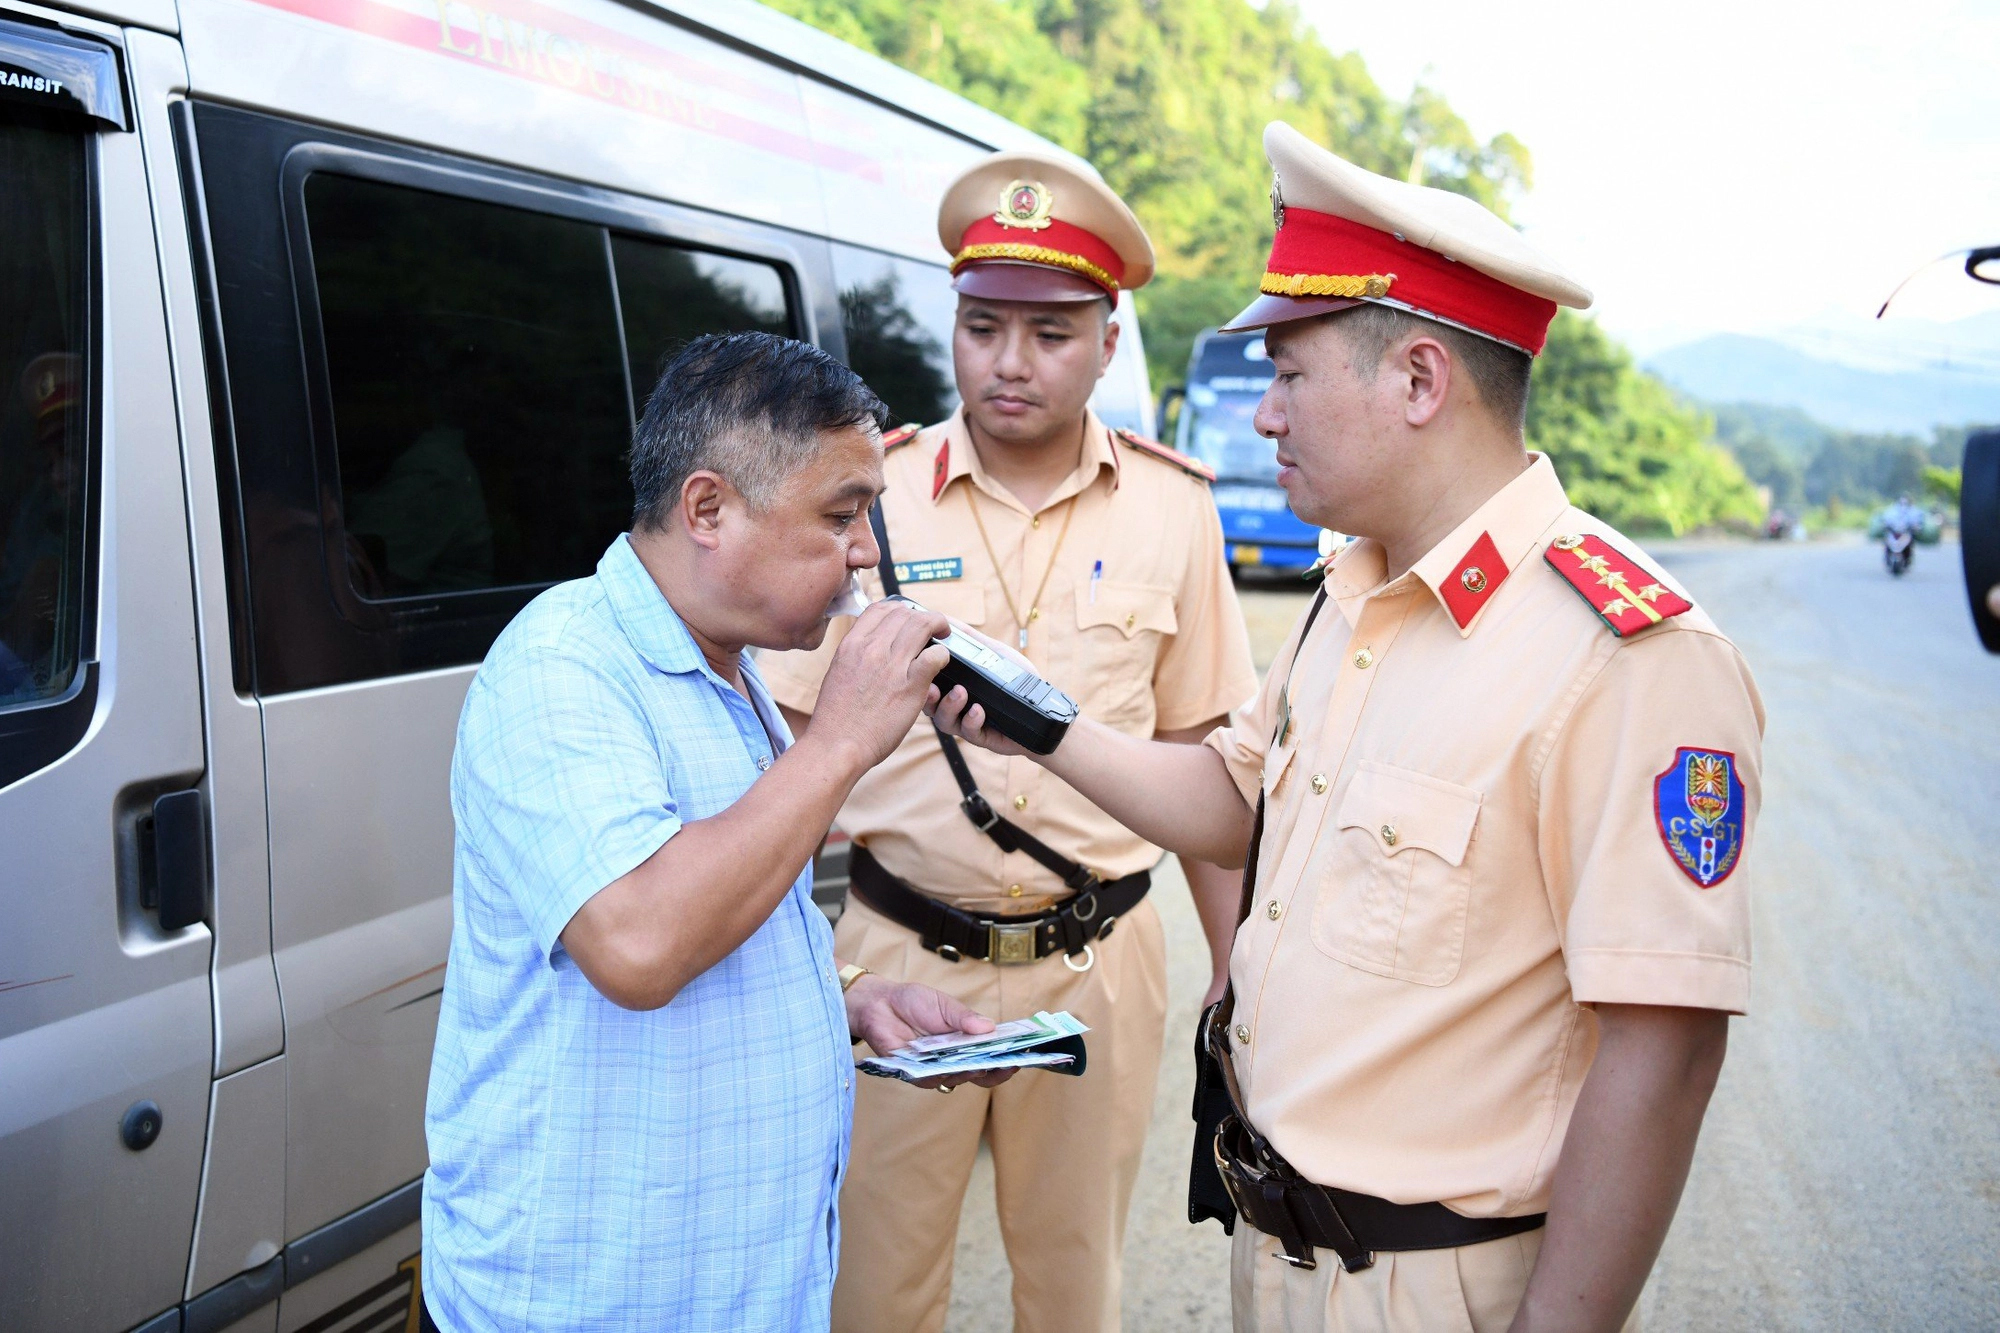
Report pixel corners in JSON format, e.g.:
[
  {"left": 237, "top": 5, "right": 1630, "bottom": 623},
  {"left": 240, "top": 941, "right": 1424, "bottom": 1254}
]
[
  {"left": 831, "top": 245, "right": 956, "bottom": 428},
  {"left": 305, "top": 173, "right": 631, "bottom": 599},
  {"left": 0, "top": 113, "right": 91, "bottom": 708},
  {"left": 614, "top": 236, "right": 792, "bottom": 404}
]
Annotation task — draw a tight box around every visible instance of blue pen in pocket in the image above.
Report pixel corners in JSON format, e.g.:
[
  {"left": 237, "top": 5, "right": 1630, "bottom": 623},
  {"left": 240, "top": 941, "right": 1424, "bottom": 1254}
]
[{"left": 1089, "top": 559, "right": 1102, "bottom": 604}]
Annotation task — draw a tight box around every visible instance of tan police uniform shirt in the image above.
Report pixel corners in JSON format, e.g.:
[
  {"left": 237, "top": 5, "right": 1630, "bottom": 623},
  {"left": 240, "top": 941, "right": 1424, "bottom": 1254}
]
[
  {"left": 761, "top": 407, "right": 1258, "bottom": 914},
  {"left": 1205, "top": 453, "right": 1762, "bottom": 1218}
]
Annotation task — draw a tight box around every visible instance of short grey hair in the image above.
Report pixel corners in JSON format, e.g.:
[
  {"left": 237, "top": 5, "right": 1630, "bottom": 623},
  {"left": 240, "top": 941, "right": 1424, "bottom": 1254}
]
[{"left": 630, "top": 331, "right": 888, "bottom": 526}]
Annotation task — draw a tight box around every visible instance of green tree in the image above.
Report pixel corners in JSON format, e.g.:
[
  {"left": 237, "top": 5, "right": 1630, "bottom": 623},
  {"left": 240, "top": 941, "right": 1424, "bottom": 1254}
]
[
  {"left": 1528, "top": 313, "right": 1761, "bottom": 535},
  {"left": 772, "top": 0, "right": 1761, "bottom": 531}
]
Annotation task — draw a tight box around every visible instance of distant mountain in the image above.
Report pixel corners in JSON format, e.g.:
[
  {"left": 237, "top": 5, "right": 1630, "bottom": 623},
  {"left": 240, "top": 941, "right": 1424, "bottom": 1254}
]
[{"left": 1644, "top": 333, "right": 2000, "bottom": 435}]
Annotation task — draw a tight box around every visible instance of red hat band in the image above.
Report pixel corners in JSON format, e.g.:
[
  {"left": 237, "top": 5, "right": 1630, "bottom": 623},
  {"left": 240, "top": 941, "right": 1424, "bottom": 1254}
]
[
  {"left": 1264, "top": 210, "right": 1558, "bottom": 354},
  {"left": 953, "top": 214, "right": 1126, "bottom": 296}
]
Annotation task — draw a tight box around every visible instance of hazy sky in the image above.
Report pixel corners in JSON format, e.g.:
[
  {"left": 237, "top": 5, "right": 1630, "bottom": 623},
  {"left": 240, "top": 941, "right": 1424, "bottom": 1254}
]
[{"left": 1300, "top": 0, "right": 2000, "bottom": 354}]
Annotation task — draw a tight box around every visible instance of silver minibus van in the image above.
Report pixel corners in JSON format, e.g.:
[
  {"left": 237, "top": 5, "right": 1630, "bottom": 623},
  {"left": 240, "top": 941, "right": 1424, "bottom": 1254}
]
[{"left": 0, "top": 2, "right": 1151, "bottom": 1327}]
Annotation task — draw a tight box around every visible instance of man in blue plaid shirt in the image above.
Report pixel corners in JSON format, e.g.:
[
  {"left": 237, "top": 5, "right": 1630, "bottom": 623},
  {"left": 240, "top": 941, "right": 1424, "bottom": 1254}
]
[{"left": 423, "top": 333, "right": 1012, "bottom": 1331}]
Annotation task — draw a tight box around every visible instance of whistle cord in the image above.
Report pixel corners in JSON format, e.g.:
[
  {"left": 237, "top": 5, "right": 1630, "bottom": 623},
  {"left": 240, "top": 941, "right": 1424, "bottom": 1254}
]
[{"left": 967, "top": 486, "right": 1080, "bottom": 650}]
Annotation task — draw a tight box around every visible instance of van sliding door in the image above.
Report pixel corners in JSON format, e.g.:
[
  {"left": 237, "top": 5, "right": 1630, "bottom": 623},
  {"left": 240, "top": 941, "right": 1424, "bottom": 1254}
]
[{"left": 183, "top": 100, "right": 826, "bottom": 1322}]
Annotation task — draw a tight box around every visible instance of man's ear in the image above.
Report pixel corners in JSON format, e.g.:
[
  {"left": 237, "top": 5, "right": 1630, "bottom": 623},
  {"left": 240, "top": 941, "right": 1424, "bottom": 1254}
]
[
  {"left": 1099, "top": 311, "right": 1122, "bottom": 375},
  {"left": 679, "top": 471, "right": 729, "bottom": 551},
  {"left": 1402, "top": 336, "right": 1452, "bottom": 428}
]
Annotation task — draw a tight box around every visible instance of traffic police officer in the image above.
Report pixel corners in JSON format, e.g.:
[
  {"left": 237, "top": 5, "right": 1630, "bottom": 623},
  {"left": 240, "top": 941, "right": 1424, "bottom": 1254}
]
[
  {"left": 761, "top": 150, "right": 1259, "bottom": 1333},
  {"left": 934, "top": 123, "right": 1763, "bottom": 1332}
]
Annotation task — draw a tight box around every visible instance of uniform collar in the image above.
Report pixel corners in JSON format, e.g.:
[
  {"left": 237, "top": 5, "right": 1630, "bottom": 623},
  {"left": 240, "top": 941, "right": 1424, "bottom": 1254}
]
[
  {"left": 599, "top": 533, "right": 708, "bottom": 678},
  {"left": 1326, "top": 453, "right": 1570, "bottom": 637},
  {"left": 928, "top": 405, "right": 1121, "bottom": 507}
]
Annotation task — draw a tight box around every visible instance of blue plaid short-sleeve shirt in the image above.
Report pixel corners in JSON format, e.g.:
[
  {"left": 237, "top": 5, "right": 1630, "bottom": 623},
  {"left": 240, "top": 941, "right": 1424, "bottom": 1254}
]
[{"left": 423, "top": 535, "right": 854, "bottom": 1331}]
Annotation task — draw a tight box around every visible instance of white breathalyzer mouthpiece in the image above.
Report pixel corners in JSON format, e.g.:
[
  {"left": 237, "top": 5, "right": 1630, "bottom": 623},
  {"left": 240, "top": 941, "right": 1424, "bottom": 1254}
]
[{"left": 827, "top": 570, "right": 871, "bottom": 619}]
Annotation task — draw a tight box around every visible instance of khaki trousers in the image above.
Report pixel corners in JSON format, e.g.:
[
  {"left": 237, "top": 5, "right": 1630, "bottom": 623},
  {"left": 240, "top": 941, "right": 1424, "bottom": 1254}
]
[
  {"left": 830, "top": 893, "right": 1168, "bottom": 1333},
  {"left": 1231, "top": 1225, "right": 1642, "bottom": 1333}
]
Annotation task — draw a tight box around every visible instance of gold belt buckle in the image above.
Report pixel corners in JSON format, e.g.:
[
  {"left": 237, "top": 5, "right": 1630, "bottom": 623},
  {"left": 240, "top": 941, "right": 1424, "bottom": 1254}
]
[{"left": 988, "top": 920, "right": 1037, "bottom": 965}]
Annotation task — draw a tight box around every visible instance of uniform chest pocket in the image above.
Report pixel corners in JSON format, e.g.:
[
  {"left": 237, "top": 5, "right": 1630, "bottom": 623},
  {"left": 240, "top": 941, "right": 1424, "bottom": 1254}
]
[
  {"left": 1074, "top": 581, "right": 1176, "bottom": 726},
  {"left": 1311, "top": 761, "right": 1483, "bottom": 986}
]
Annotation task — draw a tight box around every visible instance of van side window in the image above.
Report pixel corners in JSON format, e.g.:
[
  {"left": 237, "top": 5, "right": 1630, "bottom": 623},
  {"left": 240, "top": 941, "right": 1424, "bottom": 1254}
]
[
  {"left": 614, "top": 236, "right": 793, "bottom": 405},
  {"left": 830, "top": 245, "right": 956, "bottom": 428},
  {"left": 0, "top": 111, "right": 92, "bottom": 709},
  {"left": 304, "top": 173, "right": 631, "bottom": 599}
]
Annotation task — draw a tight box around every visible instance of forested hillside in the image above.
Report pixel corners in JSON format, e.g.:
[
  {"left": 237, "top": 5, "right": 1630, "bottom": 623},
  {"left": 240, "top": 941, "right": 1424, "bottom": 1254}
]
[{"left": 771, "top": 0, "right": 1760, "bottom": 533}]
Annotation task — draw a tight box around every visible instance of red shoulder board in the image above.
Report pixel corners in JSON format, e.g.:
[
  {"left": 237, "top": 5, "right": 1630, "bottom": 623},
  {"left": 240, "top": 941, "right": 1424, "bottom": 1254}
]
[
  {"left": 1114, "top": 427, "right": 1215, "bottom": 482},
  {"left": 880, "top": 423, "right": 920, "bottom": 451},
  {"left": 1544, "top": 534, "right": 1692, "bottom": 636}
]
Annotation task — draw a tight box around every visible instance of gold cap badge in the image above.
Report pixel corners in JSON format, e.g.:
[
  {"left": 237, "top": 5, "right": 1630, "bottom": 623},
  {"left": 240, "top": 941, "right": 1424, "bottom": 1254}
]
[{"left": 994, "top": 179, "right": 1055, "bottom": 231}]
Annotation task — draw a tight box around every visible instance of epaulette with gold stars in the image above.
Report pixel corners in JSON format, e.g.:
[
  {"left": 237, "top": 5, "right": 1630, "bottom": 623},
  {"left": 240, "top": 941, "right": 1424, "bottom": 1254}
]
[
  {"left": 880, "top": 423, "right": 921, "bottom": 451},
  {"left": 1544, "top": 533, "right": 1692, "bottom": 637},
  {"left": 1113, "top": 427, "right": 1215, "bottom": 483}
]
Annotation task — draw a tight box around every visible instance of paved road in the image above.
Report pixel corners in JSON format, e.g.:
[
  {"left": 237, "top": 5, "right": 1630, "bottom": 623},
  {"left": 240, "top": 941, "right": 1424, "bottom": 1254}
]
[{"left": 942, "top": 538, "right": 2000, "bottom": 1330}]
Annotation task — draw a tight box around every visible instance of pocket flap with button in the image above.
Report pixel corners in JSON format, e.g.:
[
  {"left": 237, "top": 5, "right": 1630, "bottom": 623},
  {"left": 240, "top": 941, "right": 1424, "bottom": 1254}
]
[
  {"left": 1334, "top": 761, "right": 1482, "bottom": 866},
  {"left": 1074, "top": 581, "right": 1176, "bottom": 638}
]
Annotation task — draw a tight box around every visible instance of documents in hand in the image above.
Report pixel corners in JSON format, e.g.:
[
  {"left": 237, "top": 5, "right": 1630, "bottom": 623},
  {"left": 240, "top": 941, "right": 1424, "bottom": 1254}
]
[{"left": 858, "top": 1010, "right": 1091, "bottom": 1082}]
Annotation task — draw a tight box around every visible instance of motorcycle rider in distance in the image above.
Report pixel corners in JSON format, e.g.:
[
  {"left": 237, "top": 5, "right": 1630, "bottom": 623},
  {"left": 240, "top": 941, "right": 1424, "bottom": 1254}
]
[{"left": 1882, "top": 493, "right": 1924, "bottom": 577}]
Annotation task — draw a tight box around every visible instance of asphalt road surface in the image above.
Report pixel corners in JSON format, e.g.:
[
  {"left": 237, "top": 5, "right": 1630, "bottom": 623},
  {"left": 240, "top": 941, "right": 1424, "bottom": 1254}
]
[{"left": 941, "top": 537, "right": 2000, "bottom": 1330}]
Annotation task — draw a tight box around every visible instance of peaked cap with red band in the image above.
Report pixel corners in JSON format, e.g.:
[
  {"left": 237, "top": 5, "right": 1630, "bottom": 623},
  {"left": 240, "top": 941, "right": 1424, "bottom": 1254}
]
[
  {"left": 1223, "top": 123, "right": 1592, "bottom": 354},
  {"left": 939, "top": 149, "right": 1155, "bottom": 304}
]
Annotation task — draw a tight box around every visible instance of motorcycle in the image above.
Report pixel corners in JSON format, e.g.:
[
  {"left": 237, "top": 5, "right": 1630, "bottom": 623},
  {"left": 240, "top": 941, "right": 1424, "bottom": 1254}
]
[{"left": 1883, "top": 524, "right": 1915, "bottom": 577}]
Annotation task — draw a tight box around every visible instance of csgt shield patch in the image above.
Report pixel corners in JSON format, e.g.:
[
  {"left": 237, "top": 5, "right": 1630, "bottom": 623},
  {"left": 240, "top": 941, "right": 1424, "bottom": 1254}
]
[{"left": 1654, "top": 748, "right": 1745, "bottom": 888}]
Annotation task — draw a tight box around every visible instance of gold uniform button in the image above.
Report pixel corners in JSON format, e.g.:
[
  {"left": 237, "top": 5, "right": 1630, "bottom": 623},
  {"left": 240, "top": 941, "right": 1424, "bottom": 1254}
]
[
  {"left": 1381, "top": 824, "right": 1398, "bottom": 846},
  {"left": 1013, "top": 794, "right": 1028, "bottom": 810},
  {"left": 1353, "top": 647, "right": 1374, "bottom": 669},
  {"left": 1235, "top": 1024, "right": 1251, "bottom": 1044},
  {"left": 1125, "top": 612, "right": 1136, "bottom": 630},
  {"left": 1265, "top": 899, "right": 1282, "bottom": 920},
  {"left": 1031, "top": 515, "right": 1042, "bottom": 529},
  {"left": 1008, "top": 884, "right": 1023, "bottom": 898},
  {"left": 1310, "top": 773, "right": 1328, "bottom": 795}
]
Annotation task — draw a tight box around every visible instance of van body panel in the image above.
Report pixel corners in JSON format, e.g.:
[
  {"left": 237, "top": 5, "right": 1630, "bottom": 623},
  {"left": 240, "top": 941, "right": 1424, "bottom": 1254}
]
[
  {"left": 4, "top": 0, "right": 172, "bottom": 38},
  {"left": 275, "top": 1219, "right": 424, "bottom": 1333},
  {"left": 175, "top": 0, "right": 993, "bottom": 261},
  {"left": 643, "top": 0, "right": 1054, "bottom": 159},
  {"left": 262, "top": 669, "right": 467, "bottom": 1237},
  {"left": 0, "top": 42, "right": 214, "bottom": 1321},
  {"left": 188, "top": 1055, "right": 290, "bottom": 1297},
  {"left": 127, "top": 27, "right": 289, "bottom": 1077}
]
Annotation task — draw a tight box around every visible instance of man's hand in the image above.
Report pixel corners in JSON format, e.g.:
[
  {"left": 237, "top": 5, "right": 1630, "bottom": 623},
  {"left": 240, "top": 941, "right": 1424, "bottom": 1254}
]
[
  {"left": 927, "top": 682, "right": 1030, "bottom": 758},
  {"left": 844, "top": 973, "right": 1017, "bottom": 1090},
  {"left": 812, "top": 599, "right": 952, "bottom": 771}
]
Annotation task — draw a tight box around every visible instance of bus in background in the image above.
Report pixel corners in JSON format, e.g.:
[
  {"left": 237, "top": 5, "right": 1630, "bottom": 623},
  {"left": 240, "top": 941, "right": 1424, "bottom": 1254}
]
[{"left": 1169, "top": 328, "right": 1323, "bottom": 573}]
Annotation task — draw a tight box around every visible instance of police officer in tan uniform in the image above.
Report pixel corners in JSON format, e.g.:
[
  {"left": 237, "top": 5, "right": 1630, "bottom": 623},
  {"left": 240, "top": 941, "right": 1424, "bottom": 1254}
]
[
  {"left": 934, "top": 124, "right": 1763, "bottom": 1332},
  {"left": 760, "top": 151, "right": 1258, "bottom": 1333}
]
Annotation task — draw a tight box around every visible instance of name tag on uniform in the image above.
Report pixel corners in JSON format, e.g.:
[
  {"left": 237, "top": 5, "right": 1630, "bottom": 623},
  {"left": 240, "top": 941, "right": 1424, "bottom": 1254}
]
[{"left": 893, "top": 557, "right": 963, "bottom": 584}]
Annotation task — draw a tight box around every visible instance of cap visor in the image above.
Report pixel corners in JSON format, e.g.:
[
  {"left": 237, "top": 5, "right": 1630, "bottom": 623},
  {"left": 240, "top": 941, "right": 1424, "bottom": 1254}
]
[
  {"left": 1218, "top": 293, "right": 1363, "bottom": 333},
  {"left": 952, "top": 262, "right": 1111, "bottom": 304}
]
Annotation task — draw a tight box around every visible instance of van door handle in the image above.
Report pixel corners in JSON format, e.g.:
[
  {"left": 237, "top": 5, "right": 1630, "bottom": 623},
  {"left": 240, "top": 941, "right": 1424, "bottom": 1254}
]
[{"left": 142, "top": 789, "right": 210, "bottom": 930}]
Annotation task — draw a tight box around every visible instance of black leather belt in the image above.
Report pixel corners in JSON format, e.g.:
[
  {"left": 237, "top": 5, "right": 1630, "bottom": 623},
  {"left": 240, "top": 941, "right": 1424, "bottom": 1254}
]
[
  {"left": 1214, "top": 1113, "right": 1545, "bottom": 1272},
  {"left": 848, "top": 845, "right": 1149, "bottom": 965}
]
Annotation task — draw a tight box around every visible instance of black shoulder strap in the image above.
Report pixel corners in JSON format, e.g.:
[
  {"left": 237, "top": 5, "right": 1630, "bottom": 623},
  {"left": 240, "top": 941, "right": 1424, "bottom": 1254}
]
[
  {"left": 867, "top": 499, "right": 1103, "bottom": 898},
  {"left": 869, "top": 499, "right": 900, "bottom": 598}
]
